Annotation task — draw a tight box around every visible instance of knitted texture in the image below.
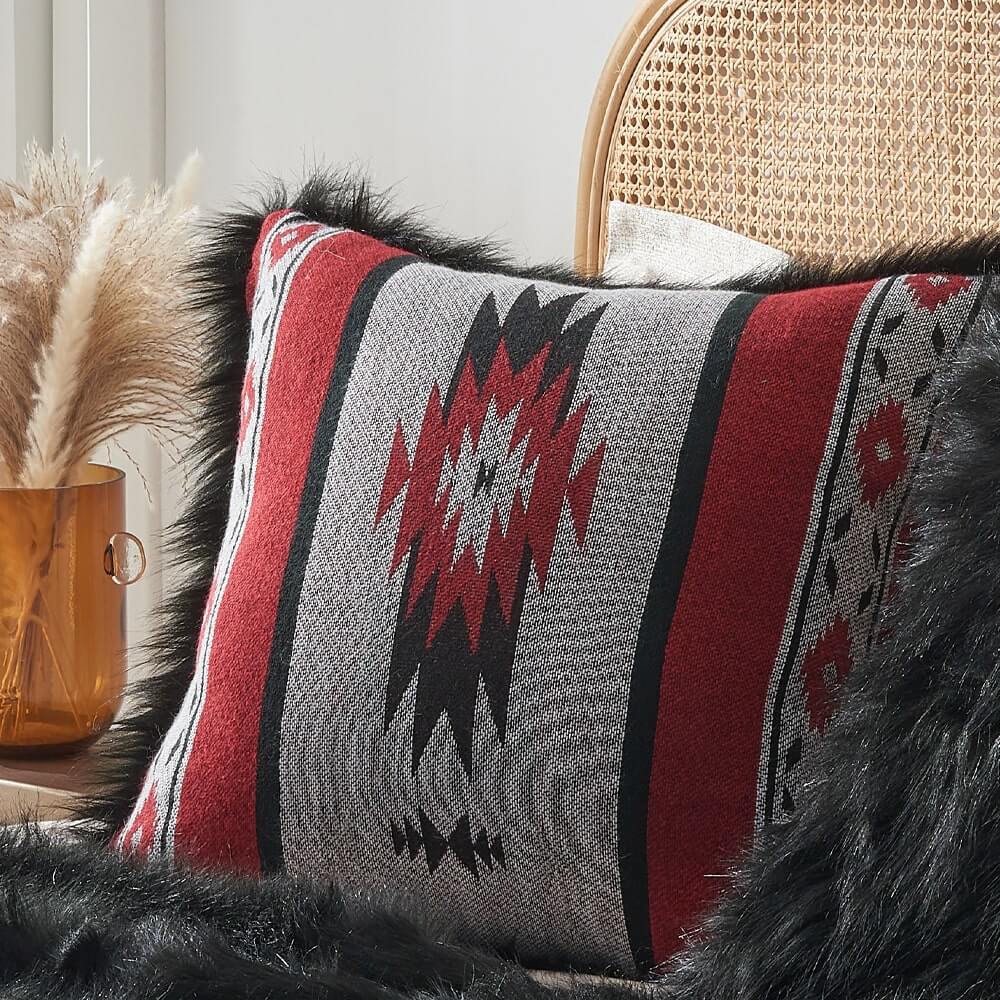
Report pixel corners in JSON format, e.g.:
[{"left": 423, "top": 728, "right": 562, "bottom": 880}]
[{"left": 119, "top": 208, "right": 985, "bottom": 975}]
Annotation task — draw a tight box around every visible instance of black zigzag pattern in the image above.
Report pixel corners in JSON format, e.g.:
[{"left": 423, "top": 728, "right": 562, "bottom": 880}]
[
  {"left": 385, "top": 287, "right": 606, "bottom": 777},
  {"left": 390, "top": 812, "right": 505, "bottom": 879}
]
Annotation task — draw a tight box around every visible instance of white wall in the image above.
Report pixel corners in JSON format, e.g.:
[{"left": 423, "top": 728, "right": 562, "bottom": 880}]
[
  {"left": 0, "top": 0, "right": 52, "bottom": 181},
  {"left": 165, "top": 0, "right": 633, "bottom": 263},
  {"left": 0, "top": 5, "right": 17, "bottom": 179}
]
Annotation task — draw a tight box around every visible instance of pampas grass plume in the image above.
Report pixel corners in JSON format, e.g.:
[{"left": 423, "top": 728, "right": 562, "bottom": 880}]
[
  {"left": 170, "top": 150, "right": 202, "bottom": 215},
  {"left": 21, "top": 200, "right": 124, "bottom": 488},
  {"left": 0, "top": 143, "right": 202, "bottom": 489}
]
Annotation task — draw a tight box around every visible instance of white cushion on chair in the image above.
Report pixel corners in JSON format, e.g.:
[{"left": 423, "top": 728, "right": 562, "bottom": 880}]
[{"left": 603, "top": 200, "right": 790, "bottom": 285}]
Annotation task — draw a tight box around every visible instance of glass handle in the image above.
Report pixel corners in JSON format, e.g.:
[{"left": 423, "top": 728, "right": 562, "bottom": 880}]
[{"left": 104, "top": 532, "right": 147, "bottom": 586}]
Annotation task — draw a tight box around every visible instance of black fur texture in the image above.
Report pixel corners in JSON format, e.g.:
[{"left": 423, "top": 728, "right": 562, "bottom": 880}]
[
  {"left": 25, "top": 172, "right": 999, "bottom": 997},
  {"left": 0, "top": 824, "right": 515, "bottom": 999}
]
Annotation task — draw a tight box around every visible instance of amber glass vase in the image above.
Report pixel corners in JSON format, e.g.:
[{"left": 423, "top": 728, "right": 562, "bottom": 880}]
[{"left": 0, "top": 464, "right": 145, "bottom": 756}]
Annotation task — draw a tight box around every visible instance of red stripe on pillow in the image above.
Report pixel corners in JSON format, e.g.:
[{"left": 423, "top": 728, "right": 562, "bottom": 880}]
[
  {"left": 172, "top": 226, "right": 405, "bottom": 872},
  {"left": 645, "top": 281, "right": 876, "bottom": 958},
  {"left": 245, "top": 210, "right": 295, "bottom": 312}
]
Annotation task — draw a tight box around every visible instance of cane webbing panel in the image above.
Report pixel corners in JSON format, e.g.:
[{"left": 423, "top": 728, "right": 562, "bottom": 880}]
[{"left": 578, "top": 0, "right": 1000, "bottom": 272}]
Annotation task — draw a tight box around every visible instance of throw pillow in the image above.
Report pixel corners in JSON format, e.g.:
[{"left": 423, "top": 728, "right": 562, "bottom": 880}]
[
  {"left": 104, "top": 176, "right": 989, "bottom": 976},
  {"left": 602, "top": 200, "right": 790, "bottom": 285}
]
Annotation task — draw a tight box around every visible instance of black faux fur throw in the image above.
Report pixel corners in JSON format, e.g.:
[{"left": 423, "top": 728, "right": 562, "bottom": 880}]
[{"left": 6, "top": 179, "right": 1000, "bottom": 997}]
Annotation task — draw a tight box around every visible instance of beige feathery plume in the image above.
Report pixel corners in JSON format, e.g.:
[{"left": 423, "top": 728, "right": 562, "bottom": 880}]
[
  {"left": 169, "top": 150, "right": 202, "bottom": 215},
  {"left": 20, "top": 200, "right": 125, "bottom": 488},
  {"left": 0, "top": 241, "right": 55, "bottom": 478},
  {"left": 54, "top": 192, "right": 201, "bottom": 484},
  {"left": 0, "top": 142, "right": 122, "bottom": 481},
  {"left": 0, "top": 143, "right": 201, "bottom": 489}
]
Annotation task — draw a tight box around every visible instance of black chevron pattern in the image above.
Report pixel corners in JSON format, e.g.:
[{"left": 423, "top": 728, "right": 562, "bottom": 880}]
[{"left": 389, "top": 811, "right": 505, "bottom": 878}]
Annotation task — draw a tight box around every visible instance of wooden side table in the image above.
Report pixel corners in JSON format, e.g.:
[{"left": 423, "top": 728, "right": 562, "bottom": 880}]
[{"left": 0, "top": 751, "right": 93, "bottom": 823}]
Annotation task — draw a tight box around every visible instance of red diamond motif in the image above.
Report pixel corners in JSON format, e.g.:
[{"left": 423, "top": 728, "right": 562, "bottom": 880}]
[{"left": 377, "top": 341, "right": 605, "bottom": 651}]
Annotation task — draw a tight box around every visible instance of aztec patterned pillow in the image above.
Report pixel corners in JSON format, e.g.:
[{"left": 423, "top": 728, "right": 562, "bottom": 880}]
[{"left": 108, "top": 179, "right": 987, "bottom": 976}]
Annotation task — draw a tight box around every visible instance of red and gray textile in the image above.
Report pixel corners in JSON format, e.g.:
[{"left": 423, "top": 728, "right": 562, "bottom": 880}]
[{"left": 120, "top": 210, "right": 986, "bottom": 973}]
